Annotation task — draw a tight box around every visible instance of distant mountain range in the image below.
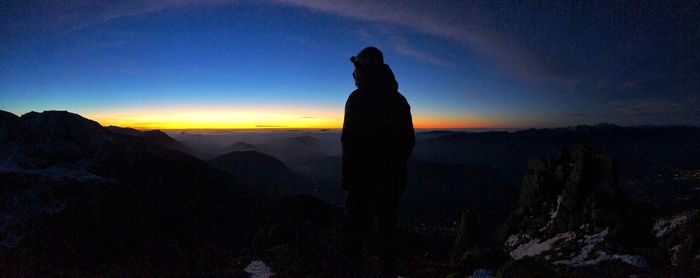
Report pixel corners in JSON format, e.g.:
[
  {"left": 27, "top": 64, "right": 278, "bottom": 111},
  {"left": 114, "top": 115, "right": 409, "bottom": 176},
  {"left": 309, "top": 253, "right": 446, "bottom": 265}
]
[{"left": 1, "top": 110, "right": 698, "bottom": 276}]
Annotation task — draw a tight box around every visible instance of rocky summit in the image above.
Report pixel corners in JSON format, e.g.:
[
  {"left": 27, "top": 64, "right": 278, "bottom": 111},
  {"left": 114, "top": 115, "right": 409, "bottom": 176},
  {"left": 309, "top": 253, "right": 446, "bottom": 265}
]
[{"left": 449, "top": 146, "right": 699, "bottom": 277}]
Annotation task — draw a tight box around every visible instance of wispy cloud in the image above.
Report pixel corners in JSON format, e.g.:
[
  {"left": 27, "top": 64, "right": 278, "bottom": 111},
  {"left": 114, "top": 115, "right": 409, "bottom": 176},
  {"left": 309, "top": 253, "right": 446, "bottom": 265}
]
[
  {"left": 612, "top": 99, "right": 680, "bottom": 117},
  {"left": 4, "top": 0, "right": 231, "bottom": 35},
  {"left": 9, "top": 0, "right": 572, "bottom": 83},
  {"left": 274, "top": 0, "right": 575, "bottom": 83},
  {"left": 391, "top": 40, "right": 450, "bottom": 67}
]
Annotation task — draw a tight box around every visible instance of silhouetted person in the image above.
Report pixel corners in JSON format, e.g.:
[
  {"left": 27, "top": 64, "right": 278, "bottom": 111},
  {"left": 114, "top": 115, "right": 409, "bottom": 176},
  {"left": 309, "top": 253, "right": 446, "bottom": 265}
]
[{"left": 341, "top": 47, "right": 415, "bottom": 277}]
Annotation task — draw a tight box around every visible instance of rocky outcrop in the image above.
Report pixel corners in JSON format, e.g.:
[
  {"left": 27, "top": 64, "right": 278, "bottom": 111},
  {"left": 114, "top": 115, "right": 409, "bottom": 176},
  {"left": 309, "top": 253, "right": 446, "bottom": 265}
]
[
  {"left": 450, "top": 146, "right": 659, "bottom": 277},
  {"left": 493, "top": 146, "right": 654, "bottom": 242},
  {"left": 496, "top": 147, "right": 654, "bottom": 271}
]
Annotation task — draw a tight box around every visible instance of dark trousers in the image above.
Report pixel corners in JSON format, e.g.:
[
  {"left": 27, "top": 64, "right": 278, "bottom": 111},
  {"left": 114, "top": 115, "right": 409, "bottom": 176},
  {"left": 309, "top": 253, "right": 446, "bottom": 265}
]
[{"left": 342, "top": 185, "right": 402, "bottom": 275}]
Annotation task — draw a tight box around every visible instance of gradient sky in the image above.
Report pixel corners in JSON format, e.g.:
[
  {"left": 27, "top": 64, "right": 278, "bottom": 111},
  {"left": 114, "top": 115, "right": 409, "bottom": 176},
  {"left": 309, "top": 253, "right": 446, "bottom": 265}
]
[{"left": 1, "top": 1, "right": 698, "bottom": 128}]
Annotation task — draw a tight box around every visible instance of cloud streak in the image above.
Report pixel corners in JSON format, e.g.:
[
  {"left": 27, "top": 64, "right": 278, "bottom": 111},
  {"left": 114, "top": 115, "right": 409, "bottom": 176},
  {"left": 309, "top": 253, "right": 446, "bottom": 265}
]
[
  {"left": 8, "top": 0, "right": 574, "bottom": 83},
  {"left": 391, "top": 40, "right": 450, "bottom": 67},
  {"left": 274, "top": 0, "right": 575, "bottom": 83}
]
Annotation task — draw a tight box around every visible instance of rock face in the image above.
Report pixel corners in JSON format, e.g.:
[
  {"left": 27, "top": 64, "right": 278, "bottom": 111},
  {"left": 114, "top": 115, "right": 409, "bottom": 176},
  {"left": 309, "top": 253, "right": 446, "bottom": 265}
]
[
  {"left": 496, "top": 147, "right": 655, "bottom": 269},
  {"left": 450, "top": 146, "right": 662, "bottom": 277},
  {"left": 501, "top": 146, "right": 628, "bottom": 239}
]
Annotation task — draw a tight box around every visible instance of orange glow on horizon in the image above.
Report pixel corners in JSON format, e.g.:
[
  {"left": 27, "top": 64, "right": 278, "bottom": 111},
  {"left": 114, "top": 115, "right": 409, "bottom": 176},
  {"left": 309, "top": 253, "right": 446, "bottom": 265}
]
[
  {"left": 92, "top": 110, "right": 340, "bottom": 129},
  {"left": 86, "top": 108, "right": 509, "bottom": 130}
]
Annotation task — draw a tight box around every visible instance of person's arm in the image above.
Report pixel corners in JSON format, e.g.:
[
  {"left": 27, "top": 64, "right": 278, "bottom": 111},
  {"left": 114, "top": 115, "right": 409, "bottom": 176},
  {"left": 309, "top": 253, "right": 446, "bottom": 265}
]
[
  {"left": 399, "top": 95, "right": 415, "bottom": 161},
  {"left": 341, "top": 93, "right": 357, "bottom": 156},
  {"left": 341, "top": 93, "right": 359, "bottom": 190}
]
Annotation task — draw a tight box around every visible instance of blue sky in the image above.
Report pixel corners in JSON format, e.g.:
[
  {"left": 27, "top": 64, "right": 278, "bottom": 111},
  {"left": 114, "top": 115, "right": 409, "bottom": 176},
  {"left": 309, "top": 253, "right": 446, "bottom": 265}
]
[{"left": 1, "top": 1, "right": 698, "bottom": 128}]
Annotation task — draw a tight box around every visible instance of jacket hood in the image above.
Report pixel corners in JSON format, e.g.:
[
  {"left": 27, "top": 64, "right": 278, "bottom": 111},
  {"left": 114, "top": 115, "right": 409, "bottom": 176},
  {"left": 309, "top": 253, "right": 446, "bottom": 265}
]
[{"left": 356, "top": 64, "right": 399, "bottom": 93}]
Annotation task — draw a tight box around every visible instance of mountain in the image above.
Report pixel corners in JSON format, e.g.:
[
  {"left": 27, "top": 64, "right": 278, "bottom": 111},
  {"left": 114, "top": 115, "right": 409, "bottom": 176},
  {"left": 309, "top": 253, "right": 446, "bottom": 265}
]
[
  {"left": 254, "top": 135, "right": 331, "bottom": 171},
  {"left": 0, "top": 110, "right": 255, "bottom": 274},
  {"left": 224, "top": 141, "right": 257, "bottom": 153},
  {"left": 106, "top": 125, "right": 141, "bottom": 136},
  {"left": 209, "top": 150, "right": 316, "bottom": 196},
  {"left": 107, "top": 126, "right": 193, "bottom": 153},
  {"left": 0, "top": 111, "right": 19, "bottom": 144}
]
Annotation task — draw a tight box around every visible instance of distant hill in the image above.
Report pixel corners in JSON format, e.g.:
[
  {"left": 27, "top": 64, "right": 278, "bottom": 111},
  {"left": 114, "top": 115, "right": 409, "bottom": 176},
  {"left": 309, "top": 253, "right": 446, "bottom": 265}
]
[
  {"left": 224, "top": 141, "right": 257, "bottom": 153},
  {"left": 209, "top": 150, "right": 316, "bottom": 196},
  {"left": 253, "top": 135, "right": 330, "bottom": 171},
  {"left": 107, "top": 125, "right": 193, "bottom": 153}
]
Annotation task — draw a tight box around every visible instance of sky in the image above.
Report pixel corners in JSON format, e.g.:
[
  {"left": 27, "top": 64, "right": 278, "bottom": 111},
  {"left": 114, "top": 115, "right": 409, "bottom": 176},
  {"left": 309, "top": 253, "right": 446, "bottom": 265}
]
[{"left": 1, "top": 1, "right": 698, "bottom": 129}]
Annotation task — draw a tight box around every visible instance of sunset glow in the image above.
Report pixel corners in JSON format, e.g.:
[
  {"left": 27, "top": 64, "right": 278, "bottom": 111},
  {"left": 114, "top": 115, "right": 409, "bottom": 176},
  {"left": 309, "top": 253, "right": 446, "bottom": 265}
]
[
  {"left": 94, "top": 111, "right": 338, "bottom": 129},
  {"left": 3, "top": 1, "right": 698, "bottom": 128},
  {"left": 87, "top": 108, "right": 497, "bottom": 130}
]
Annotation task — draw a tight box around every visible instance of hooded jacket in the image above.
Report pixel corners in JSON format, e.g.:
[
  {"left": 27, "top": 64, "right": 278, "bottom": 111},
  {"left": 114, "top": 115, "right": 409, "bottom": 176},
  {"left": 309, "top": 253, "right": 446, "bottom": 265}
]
[{"left": 341, "top": 64, "right": 415, "bottom": 192}]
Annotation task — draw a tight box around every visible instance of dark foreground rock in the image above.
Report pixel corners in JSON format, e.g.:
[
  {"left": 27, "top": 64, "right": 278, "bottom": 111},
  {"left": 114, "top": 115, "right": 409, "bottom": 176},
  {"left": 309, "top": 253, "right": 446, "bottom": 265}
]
[
  {"left": 0, "top": 111, "right": 254, "bottom": 275},
  {"left": 448, "top": 146, "right": 697, "bottom": 277}
]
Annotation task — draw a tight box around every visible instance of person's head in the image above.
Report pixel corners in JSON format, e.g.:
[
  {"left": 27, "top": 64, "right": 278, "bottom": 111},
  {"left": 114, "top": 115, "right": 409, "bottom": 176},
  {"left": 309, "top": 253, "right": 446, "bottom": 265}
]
[{"left": 351, "top": 47, "right": 384, "bottom": 85}]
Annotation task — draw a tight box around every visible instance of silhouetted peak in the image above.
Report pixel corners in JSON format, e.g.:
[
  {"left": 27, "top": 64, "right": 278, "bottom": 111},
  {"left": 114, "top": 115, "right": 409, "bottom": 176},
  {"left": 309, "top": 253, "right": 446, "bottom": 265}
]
[
  {"left": 106, "top": 125, "right": 141, "bottom": 136},
  {"left": 226, "top": 141, "right": 257, "bottom": 152},
  {"left": 106, "top": 126, "right": 191, "bottom": 153},
  {"left": 19, "top": 110, "right": 108, "bottom": 139},
  {"left": 0, "top": 110, "right": 20, "bottom": 142},
  {"left": 140, "top": 130, "right": 174, "bottom": 141},
  {"left": 0, "top": 110, "right": 19, "bottom": 123}
]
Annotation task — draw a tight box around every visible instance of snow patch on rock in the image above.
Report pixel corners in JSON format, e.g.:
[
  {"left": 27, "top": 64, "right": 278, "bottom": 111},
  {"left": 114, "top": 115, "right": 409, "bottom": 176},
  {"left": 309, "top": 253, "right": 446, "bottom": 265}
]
[
  {"left": 505, "top": 234, "right": 527, "bottom": 249},
  {"left": 245, "top": 260, "right": 273, "bottom": 278},
  {"left": 540, "top": 195, "right": 563, "bottom": 232},
  {"left": 554, "top": 228, "right": 647, "bottom": 267},
  {"left": 509, "top": 232, "right": 575, "bottom": 260},
  {"left": 653, "top": 214, "right": 688, "bottom": 238},
  {"left": 670, "top": 244, "right": 682, "bottom": 265}
]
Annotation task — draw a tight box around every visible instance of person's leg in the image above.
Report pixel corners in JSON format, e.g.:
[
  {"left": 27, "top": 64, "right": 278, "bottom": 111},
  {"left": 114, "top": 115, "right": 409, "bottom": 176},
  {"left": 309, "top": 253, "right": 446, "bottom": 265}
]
[
  {"left": 342, "top": 189, "right": 373, "bottom": 274},
  {"left": 374, "top": 190, "right": 401, "bottom": 277}
]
